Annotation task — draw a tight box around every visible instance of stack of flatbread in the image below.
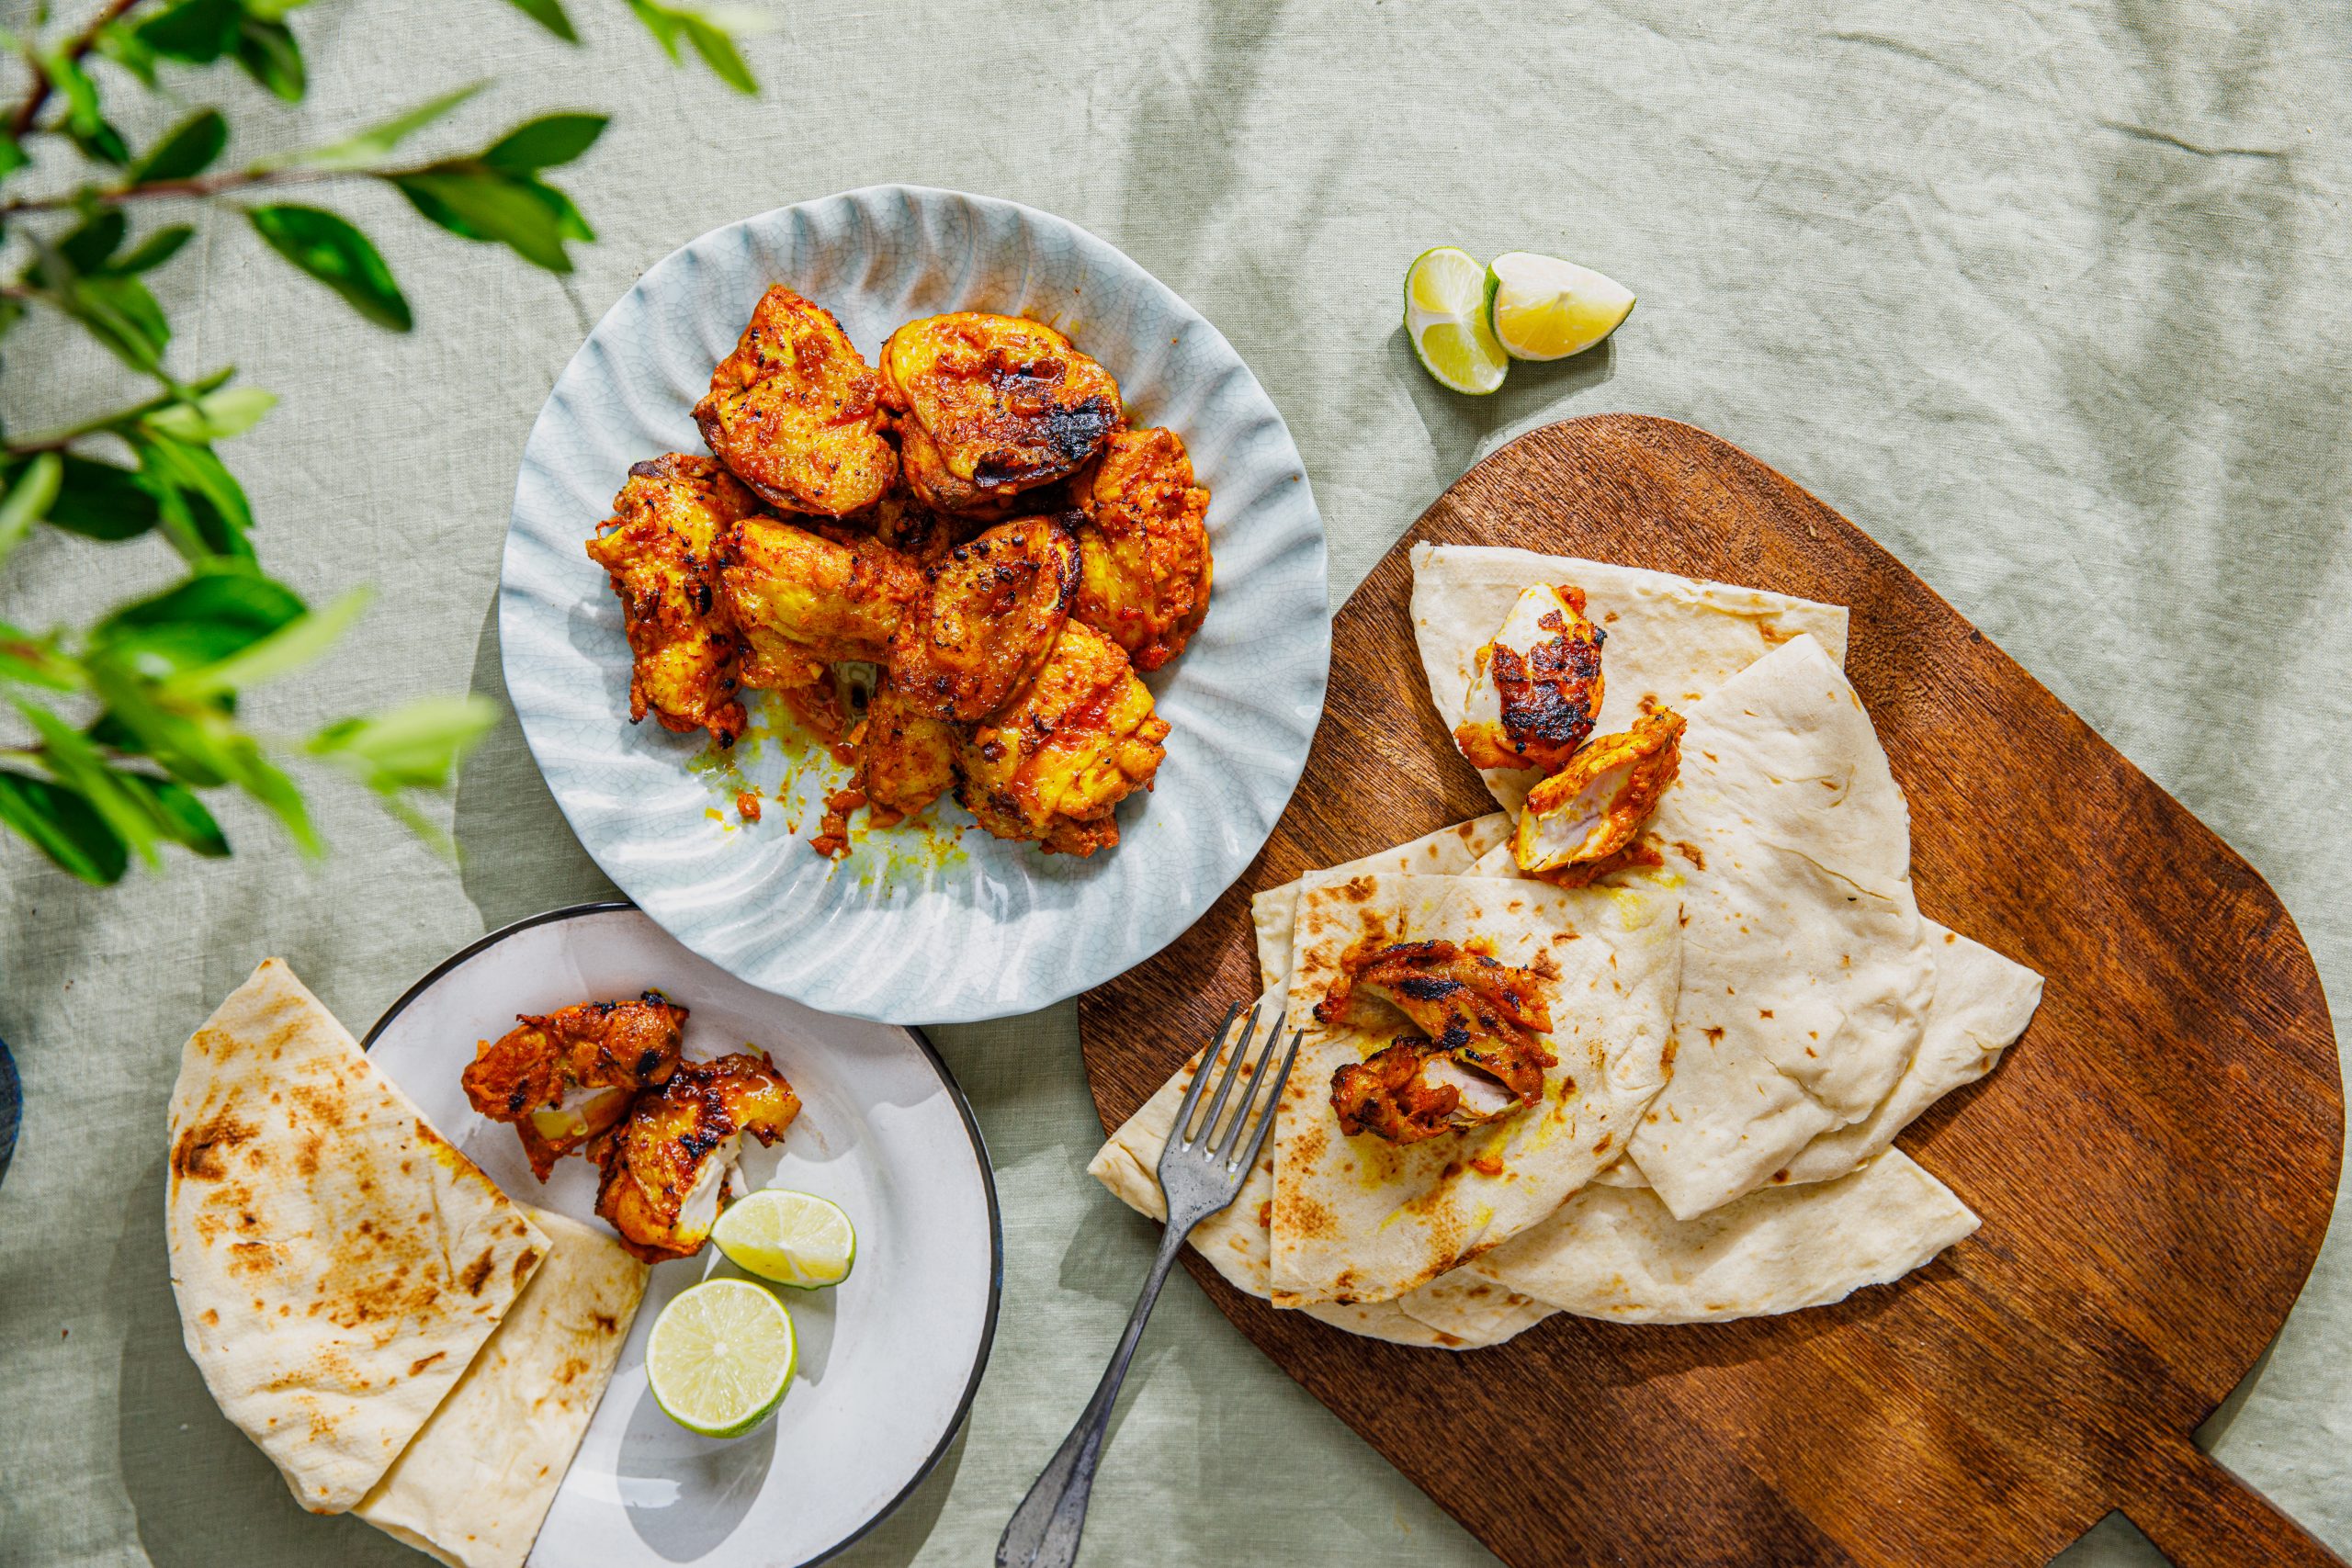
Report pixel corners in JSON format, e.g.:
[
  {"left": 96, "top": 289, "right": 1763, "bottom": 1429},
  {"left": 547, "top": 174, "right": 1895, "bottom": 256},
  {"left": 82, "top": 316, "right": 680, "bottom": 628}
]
[
  {"left": 167, "top": 960, "right": 650, "bottom": 1564},
  {"left": 1091, "top": 546, "right": 2043, "bottom": 1348}
]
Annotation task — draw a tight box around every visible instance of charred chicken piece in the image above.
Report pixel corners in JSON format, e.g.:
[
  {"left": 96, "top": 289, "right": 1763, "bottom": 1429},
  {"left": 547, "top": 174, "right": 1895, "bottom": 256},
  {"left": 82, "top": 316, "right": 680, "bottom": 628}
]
[
  {"left": 460, "top": 996, "right": 689, "bottom": 1179},
  {"left": 593, "top": 1051, "right": 800, "bottom": 1263},
  {"left": 888, "top": 514, "right": 1080, "bottom": 722},
  {"left": 692, "top": 286, "right": 897, "bottom": 516},
  {"left": 1330, "top": 1036, "right": 1524, "bottom": 1144},
  {"left": 881, "top": 313, "right": 1122, "bottom": 514},
  {"left": 718, "top": 514, "right": 926, "bottom": 686},
  {"left": 854, "top": 676, "right": 958, "bottom": 818},
  {"left": 1514, "top": 709, "right": 1685, "bottom": 885},
  {"left": 954, "top": 620, "right": 1169, "bottom": 855},
  {"left": 1070, "top": 425, "right": 1213, "bottom": 671},
  {"left": 584, "top": 454, "right": 764, "bottom": 747},
  {"left": 1317, "top": 941, "right": 1555, "bottom": 1144},
  {"left": 1453, "top": 583, "right": 1606, "bottom": 774},
  {"left": 867, "top": 487, "right": 979, "bottom": 569}
]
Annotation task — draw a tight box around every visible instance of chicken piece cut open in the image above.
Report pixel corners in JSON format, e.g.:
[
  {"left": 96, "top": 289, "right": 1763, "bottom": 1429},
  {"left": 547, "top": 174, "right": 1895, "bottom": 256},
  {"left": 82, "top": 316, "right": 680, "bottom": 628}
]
[
  {"left": 460, "top": 995, "right": 688, "bottom": 1179},
  {"left": 593, "top": 1051, "right": 799, "bottom": 1263},
  {"left": 1514, "top": 708, "right": 1686, "bottom": 884},
  {"left": 1317, "top": 940, "right": 1556, "bottom": 1145}
]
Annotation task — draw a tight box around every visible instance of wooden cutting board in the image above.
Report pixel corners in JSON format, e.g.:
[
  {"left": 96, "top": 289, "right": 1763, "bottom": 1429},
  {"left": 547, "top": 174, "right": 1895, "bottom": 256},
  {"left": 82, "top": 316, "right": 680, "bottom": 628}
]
[{"left": 1079, "top": 415, "right": 2345, "bottom": 1568}]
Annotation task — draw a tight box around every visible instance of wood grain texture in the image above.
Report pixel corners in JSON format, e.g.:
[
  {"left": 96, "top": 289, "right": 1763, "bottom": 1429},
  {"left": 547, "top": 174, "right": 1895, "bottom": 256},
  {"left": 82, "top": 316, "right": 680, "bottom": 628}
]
[{"left": 1078, "top": 415, "right": 2346, "bottom": 1568}]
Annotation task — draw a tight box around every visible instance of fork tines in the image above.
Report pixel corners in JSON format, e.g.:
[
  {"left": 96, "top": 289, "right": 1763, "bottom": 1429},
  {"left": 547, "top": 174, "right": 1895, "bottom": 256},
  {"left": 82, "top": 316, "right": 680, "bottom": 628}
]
[{"left": 1167, "top": 1001, "right": 1303, "bottom": 1176}]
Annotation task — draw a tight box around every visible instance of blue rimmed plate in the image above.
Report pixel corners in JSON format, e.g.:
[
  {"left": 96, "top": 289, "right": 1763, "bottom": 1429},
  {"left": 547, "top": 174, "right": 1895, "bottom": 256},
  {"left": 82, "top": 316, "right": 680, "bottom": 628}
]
[{"left": 499, "top": 185, "right": 1329, "bottom": 1023}]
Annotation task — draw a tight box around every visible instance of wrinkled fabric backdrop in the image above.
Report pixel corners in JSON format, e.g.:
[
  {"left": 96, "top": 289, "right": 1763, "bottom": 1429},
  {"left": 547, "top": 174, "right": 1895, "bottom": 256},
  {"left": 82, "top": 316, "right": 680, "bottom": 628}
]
[{"left": 3, "top": 2, "right": 2346, "bottom": 1564}]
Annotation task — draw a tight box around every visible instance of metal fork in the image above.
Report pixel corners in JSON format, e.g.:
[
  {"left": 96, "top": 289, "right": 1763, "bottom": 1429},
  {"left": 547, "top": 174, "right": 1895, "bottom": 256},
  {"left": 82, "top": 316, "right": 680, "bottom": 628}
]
[{"left": 997, "top": 1002, "right": 1303, "bottom": 1568}]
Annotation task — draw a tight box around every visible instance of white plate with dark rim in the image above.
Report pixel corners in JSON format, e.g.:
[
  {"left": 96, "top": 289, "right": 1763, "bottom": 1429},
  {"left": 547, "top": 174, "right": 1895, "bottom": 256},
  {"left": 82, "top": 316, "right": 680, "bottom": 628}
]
[
  {"left": 363, "top": 903, "right": 1001, "bottom": 1568},
  {"left": 499, "top": 183, "right": 1331, "bottom": 1025}
]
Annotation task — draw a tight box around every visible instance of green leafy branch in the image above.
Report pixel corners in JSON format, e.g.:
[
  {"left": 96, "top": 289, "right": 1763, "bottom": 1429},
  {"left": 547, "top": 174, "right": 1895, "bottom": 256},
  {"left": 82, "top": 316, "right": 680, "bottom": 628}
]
[{"left": 0, "top": 0, "right": 763, "bottom": 885}]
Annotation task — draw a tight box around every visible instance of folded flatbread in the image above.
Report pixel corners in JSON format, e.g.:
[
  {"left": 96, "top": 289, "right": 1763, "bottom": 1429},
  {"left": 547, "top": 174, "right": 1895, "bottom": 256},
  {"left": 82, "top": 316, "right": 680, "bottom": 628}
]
[
  {"left": 1250, "top": 814, "right": 1512, "bottom": 993},
  {"left": 167, "top": 960, "right": 549, "bottom": 1513},
  {"left": 1411, "top": 543, "right": 1849, "bottom": 811},
  {"left": 1269, "top": 873, "right": 1682, "bottom": 1305},
  {"left": 1086, "top": 991, "right": 1556, "bottom": 1349},
  {"left": 356, "top": 1204, "right": 650, "bottom": 1568},
  {"left": 1474, "top": 634, "right": 1937, "bottom": 1219},
  {"left": 1469, "top": 1148, "right": 1977, "bottom": 1323}
]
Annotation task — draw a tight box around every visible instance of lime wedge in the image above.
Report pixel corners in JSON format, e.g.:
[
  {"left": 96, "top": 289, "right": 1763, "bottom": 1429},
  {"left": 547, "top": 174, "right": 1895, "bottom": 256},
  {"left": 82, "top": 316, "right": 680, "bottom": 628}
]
[
  {"left": 1404, "top": 246, "right": 1510, "bottom": 395},
  {"left": 1484, "top": 252, "right": 1634, "bottom": 362},
  {"left": 646, "top": 1279, "right": 797, "bottom": 1438},
  {"left": 712, "top": 1190, "right": 857, "bottom": 1290}
]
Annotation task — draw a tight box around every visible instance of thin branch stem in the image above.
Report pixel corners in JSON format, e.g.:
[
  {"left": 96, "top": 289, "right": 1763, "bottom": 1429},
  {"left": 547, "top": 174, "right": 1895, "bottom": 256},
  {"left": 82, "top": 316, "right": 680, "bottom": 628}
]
[
  {"left": 9, "top": 0, "right": 147, "bottom": 141},
  {"left": 0, "top": 160, "right": 420, "bottom": 215}
]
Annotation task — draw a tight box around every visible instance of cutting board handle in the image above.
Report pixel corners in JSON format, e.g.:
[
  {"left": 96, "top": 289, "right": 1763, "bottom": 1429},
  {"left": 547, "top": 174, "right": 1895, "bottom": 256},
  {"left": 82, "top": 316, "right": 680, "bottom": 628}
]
[{"left": 2122, "top": 1434, "right": 2345, "bottom": 1567}]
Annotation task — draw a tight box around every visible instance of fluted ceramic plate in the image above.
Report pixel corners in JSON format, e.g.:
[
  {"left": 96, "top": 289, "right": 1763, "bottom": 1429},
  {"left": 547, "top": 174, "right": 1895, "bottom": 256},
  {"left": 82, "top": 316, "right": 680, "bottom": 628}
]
[
  {"left": 503, "top": 185, "right": 1329, "bottom": 1024},
  {"left": 365, "top": 904, "right": 1001, "bottom": 1568}
]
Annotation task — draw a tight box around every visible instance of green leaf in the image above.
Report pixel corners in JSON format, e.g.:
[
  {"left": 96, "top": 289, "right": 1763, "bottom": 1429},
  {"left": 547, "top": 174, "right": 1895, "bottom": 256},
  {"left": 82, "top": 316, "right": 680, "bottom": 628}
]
[
  {"left": 0, "top": 135, "right": 28, "bottom": 180},
  {"left": 625, "top": 1, "right": 761, "bottom": 94},
  {"left": 46, "top": 52, "right": 130, "bottom": 164},
  {"left": 13, "top": 698, "right": 162, "bottom": 865},
  {"left": 166, "top": 586, "right": 368, "bottom": 697},
  {"left": 233, "top": 17, "right": 306, "bottom": 101},
  {"left": 116, "top": 771, "right": 229, "bottom": 856},
  {"left": 96, "top": 571, "right": 305, "bottom": 678},
  {"left": 92, "top": 24, "right": 161, "bottom": 88},
  {"left": 81, "top": 660, "right": 238, "bottom": 787},
  {"left": 56, "top": 274, "right": 171, "bottom": 371},
  {"left": 502, "top": 0, "right": 579, "bottom": 41},
  {"left": 130, "top": 109, "right": 228, "bottom": 185},
  {"left": 144, "top": 388, "right": 277, "bottom": 444},
  {"left": 483, "top": 114, "right": 607, "bottom": 173},
  {"left": 44, "top": 455, "right": 161, "bottom": 541},
  {"left": 272, "top": 81, "right": 487, "bottom": 173},
  {"left": 393, "top": 167, "right": 575, "bottom": 272},
  {"left": 246, "top": 205, "right": 412, "bottom": 331},
  {"left": 112, "top": 224, "right": 196, "bottom": 275},
  {"left": 0, "top": 452, "right": 62, "bottom": 567},
  {"left": 308, "top": 693, "right": 497, "bottom": 791},
  {"left": 0, "top": 770, "right": 128, "bottom": 884},
  {"left": 136, "top": 0, "right": 242, "bottom": 62},
  {"left": 132, "top": 434, "right": 253, "bottom": 558},
  {"left": 242, "top": 0, "right": 319, "bottom": 19},
  {"left": 58, "top": 211, "right": 128, "bottom": 275}
]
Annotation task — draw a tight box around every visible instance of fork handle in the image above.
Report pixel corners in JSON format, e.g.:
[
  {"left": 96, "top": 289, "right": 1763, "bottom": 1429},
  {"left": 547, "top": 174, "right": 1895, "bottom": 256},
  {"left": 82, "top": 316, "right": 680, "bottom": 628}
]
[{"left": 997, "top": 1217, "right": 1196, "bottom": 1568}]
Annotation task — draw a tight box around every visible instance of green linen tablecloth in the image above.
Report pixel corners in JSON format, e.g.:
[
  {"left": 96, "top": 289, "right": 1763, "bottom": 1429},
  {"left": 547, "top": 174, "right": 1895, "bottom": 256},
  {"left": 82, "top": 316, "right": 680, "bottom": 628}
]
[{"left": 4, "top": 2, "right": 2346, "bottom": 1563}]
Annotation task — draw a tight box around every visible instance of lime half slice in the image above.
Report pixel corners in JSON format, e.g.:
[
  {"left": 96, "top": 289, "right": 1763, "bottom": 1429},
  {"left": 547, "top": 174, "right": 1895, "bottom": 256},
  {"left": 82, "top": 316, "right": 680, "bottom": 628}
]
[
  {"left": 647, "top": 1279, "right": 797, "bottom": 1438},
  {"left": 1484, "top": 252, "right": 1635, "bottom": 362},
  {"left": 1404, "top": 246, "right": 1510, "bottom": 395},
  {"left": 713, "top": 1190, "right": 857, "bottom": 1290}
]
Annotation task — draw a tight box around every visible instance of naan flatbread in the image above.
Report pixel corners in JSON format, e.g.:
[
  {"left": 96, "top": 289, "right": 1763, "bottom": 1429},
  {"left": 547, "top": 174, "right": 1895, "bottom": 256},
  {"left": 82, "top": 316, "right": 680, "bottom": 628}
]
[
  {"left": 1779, "top": 925, "right": 2041, "bottom": 1184},
  {"left": 168, "top": 961, "right": 548, "bottom": 1513},
  {"left": 1469, "top": 1148, "right": 1977, "bottom": 1323},
  {"left": 356, "top": 1205, "right": 649, "bottom": 1568},
  {"left": 1270, "top": 873, "right": 1682, "bottom": 1305},
  {"left": 1411, "top": 543, "right": 1849, "bottom": 811},
  {"left": 1250, "top": 815, "right": 1512, "bottom": 993},
  {"left": 1086, "top": 991, "right": 1557, "bottom": 1349}
]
